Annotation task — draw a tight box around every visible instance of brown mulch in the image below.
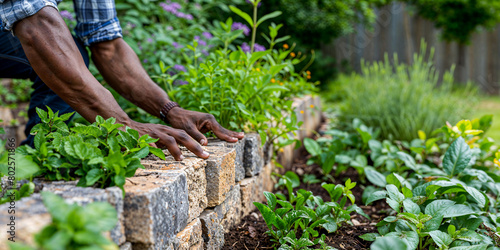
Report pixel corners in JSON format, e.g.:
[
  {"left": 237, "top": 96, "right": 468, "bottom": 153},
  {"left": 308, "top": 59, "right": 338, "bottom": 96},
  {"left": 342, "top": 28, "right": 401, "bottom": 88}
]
[{"left": 224, "top": 147, "right": 391, "bottom": 250}]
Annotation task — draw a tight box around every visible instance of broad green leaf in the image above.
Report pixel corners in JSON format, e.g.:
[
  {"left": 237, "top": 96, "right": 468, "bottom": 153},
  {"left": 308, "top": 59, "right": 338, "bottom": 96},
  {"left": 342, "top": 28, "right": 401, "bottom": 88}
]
[
  {"left": 449, "top": 245, "right": 488, "bottom": 250},
  {"left": 264, "top": 191, "right": 277, "bottom": 210},
  {"left": 1, "top": 154, "right": 40, "bottom": 180},
  {"left": 85, "top": 169, "right": 102, "bottom": 186},
  {"left": 443, "top": 137, "right": 471, "bottom": 176},
  {"left": 114, "top": 175, "right": 125, "bottom": 187},
  {"left": 366, "top": 191, "right": 387, "bottom": 205},
  {"left": 254, "top": 202, "right": 276, "bottom": 230},
  {"left": 403, "top": 199, "right": 420, "bottom": 214},
  {"left": 396, "top": 152, "right": 416, "bottom": 170},
  {"left": 462, "top": 185, "right": 486, "bottom": 208},
  {"left": 386, "top": 184, "right": 405, "bottom": 203},
  {"left": 322, "top": 218, "right": 338, "bottom": 233},
  {"left": 371, "top": 236, "right": 407, "bottom": 250},
  {"left": 359, "top": 233, "right": 379, "bottom": 241},
  {"left": 443, "top": 204, "right": 477, "bottom": 218},
  {"left": 386, "top": 198, "right": 400, "bottom": 212},
  {"left": 425, "top": 199, "right": 455, "bottom": 216},
  {"left": 429, "top": 230, "right": 452, "bottom": 249},
  {"left": 303, "top": 138, "right": 321, "bottom": 157},
  {"left": 395, "top": 231, "right": 418, "bottom": 250},
  {"left": 149, "top": 147, "right": 166, "bottom": 160},
  {"left": 366, "top": 169, "right": 387, "bottom": 187}
]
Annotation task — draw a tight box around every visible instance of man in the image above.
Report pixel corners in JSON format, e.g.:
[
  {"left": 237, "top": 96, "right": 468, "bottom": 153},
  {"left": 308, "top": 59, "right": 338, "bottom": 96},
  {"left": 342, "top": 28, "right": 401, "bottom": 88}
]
[{"left": 0, "top": 0, "right": 244, "bottom": 160}]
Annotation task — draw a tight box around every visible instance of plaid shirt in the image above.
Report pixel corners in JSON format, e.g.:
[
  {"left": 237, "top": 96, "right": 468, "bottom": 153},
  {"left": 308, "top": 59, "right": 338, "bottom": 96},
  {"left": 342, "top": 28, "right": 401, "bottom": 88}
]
[{"left": 0, "top": 0, "right": 122, "bottom": 46}]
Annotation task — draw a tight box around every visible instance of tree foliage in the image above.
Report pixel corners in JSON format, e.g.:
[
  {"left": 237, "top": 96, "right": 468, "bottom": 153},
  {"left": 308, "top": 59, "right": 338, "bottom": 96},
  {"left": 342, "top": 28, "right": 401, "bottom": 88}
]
[{"left": 404, "top": 0, "right": 500, "bottom": 44}]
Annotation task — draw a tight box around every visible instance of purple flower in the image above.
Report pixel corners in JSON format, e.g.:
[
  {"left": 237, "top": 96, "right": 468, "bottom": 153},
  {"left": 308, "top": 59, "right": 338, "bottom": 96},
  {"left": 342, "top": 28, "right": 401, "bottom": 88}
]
[
  {"left": 241, "top": 42, "right": 251, "bottom": 53},
  {"left": 60, "top": 10, "right": 74, "bottom": 21},
  {"left": 173, "top": 64, "right": 186, "bottom": 72},
  {"left": 202, "top": 32, "right": 213, "bottom": 40},
  {"left": 201, "top": 49, "right": 209, "bottom": 56},
  {"left": 231, "top": 22, "right": 250, "bottom": 36},
  {"left": 241, "top": 42, "right": 266, "bottom": 53},
  {"left": 254, "top": 43, "right": 266, "bottom": 52},
  {"left": 160, "top": 1, "right": 182, "bottom": 13},
  {"left": 147, "top": 38, "right": 153, "bottom": 43},
  {"left": 167, "top": 26, "right": 173, "bottom": 31},
  {"left": 245, "top": 0, "right": 261, "bottom": 7},
  {"left": 174, "top": 11, "right": 193, "bottom": 20},
  {"left": 194, "top": 36, "right": 207, "bottom": 46},
  {"left": 172, "top": 42, "right": 183, "bottom": 49},
  {"left": 143, "top": 59, "right": 148, "bottom": 63},
  {"left": 174, "top": 80, "right": 189, "bottom": 85}
]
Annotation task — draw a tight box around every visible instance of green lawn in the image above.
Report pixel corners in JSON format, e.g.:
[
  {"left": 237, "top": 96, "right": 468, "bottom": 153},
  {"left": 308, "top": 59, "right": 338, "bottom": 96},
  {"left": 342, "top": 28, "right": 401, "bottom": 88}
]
[{"left": 475, "top": 96, "right": 500, "bottom": 141}]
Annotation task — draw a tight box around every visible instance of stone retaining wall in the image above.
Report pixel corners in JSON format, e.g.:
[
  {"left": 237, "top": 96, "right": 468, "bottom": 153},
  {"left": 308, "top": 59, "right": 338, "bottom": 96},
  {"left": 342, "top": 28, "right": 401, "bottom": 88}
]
[{"left": 0, "top": 95, "right": 322, "bottom": 250}]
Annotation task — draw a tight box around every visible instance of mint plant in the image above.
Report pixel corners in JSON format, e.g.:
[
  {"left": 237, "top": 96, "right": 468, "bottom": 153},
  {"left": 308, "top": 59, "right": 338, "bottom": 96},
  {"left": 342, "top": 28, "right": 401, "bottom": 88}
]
[
  {"left": 9, "top": 192, "right": 119, "bottom": 250},
  {"left": 17, "top": 107, "right": 165, "bottom": 191}
]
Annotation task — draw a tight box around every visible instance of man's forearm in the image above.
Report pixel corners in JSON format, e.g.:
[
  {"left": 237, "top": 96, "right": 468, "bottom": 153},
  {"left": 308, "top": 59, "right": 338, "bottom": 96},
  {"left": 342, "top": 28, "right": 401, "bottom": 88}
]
[
  {"left": 15, "top": 7, "right": 132, "bottom": 126},
  {"left": 90, "top": 38, "right": 170, "bottom": 118}
]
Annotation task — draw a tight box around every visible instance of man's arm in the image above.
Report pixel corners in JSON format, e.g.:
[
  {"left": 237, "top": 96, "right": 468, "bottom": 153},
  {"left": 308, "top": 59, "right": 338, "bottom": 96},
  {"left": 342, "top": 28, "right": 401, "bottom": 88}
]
[
  {"left": 90, "top": 35, "right": 244, "bottom": 145},
  {"left": 14, "top": 7, "right": 208, "bottom": 160}
]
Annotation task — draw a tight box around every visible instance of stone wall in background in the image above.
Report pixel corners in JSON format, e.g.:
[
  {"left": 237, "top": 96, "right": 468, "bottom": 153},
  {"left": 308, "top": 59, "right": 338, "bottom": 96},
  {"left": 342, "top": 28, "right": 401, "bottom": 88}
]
[{"left": 0, "top": 96, "right": 322, "bottom": 250}]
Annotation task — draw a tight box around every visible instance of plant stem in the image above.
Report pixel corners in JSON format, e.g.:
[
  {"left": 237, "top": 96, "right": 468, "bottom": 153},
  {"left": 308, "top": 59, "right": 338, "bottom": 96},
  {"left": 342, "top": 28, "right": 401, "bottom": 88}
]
[{"left": 250, "top": 3, "right": 257, "bottom": 53}]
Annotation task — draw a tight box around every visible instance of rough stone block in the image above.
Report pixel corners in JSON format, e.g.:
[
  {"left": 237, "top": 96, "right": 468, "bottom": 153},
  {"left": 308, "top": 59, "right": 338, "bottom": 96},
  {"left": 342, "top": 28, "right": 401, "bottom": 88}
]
[
  {"left": 239, "top": 177, "right": 262, "bottom": 217},
  {"left": 239, "top": 162, "right": 275, "bottom": 216},
  {"left": 204, "top": 142, "right": 236, "bottom": 207},
  {"left": 143, "top": 139, "right": 236, "bottom": 208},
  {"left": 42, "top": 184, "right": 126, "bottom": 245},
  {"left": 243, "top": 133, "right": 264, "bottom": 177},
  {"left": 261, "top": 162, "right": 275, "bottom": 193},
  {"left": 141, "top": 156, "right": 208, "bottom": 222},
  {"left": 213, "top": 185, "right": 242, "bottom": 232},
  {"left": 199, "top": 210, "right": 224, "bottom": 250},
  {"left": 123, "top": 170, "right": 188, "bottom": 249},
  {"left": 120, "top": 242, "right": 132, "bottom": 250},
  {"left": 226, "top": 138, "right": 245, "bottom": 182},
  {"left": 0, "top": 194, "right": 50, "bottom": 249},
  {"left": 175, "top": 218, "right": 204, "bottom": 250}
]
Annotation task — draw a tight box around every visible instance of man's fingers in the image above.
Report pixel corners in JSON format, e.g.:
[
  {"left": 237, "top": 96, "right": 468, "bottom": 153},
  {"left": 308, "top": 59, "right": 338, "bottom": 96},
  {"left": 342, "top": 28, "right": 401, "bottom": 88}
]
[
  {"left": 212, "top": 123, "right": 241, "bottom": 143},
  {"left": 157, "top": 135, "right": 183, "bottom": 161},
  {"left": 186, "top": 126, "right": 208, "bottom": 146},
  {"left": 171, "top": 129, "right": 209, "bottom": 159}
]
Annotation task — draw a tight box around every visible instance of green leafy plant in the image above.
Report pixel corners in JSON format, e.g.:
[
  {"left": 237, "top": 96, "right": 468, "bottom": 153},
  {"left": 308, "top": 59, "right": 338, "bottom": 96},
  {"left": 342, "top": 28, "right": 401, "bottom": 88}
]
[
  {"left": 255, "top": 179, "right": 368, "bottom": 249},
  {"left": 17, "top": 107, "right": 165, "bottom": 192},
  {"left": 9, "top": 192, "right": 119, "bottom": 250}
]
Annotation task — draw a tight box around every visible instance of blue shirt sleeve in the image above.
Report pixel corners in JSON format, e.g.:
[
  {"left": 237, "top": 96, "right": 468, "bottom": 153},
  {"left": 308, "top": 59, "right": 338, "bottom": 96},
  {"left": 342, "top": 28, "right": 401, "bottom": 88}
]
[
  {"left": 0, "top": 0, "right": 60, "bottom": 32},
  {"left": 73, "top": 0, "right": 123, "bottom": 46}
]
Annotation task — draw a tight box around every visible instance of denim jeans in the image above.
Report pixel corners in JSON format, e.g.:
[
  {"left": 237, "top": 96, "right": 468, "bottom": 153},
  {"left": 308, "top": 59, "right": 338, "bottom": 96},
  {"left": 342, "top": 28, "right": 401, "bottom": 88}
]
[{"left": 0, "top": 30, "right": 89, "bottom": 147}]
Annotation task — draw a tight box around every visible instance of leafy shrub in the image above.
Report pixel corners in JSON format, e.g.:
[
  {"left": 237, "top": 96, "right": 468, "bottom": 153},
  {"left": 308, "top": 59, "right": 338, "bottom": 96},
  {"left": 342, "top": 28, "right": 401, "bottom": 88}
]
[
  {"left": 16, "top": 107, "right": 165, "bottom": 191},
  {"left": 9, "top": 192, "right": 119, "bottom": 250},
  {"left": 255, "top": 178, "right": 368, "bottom": 249},
  {"left": 340, "top": 44, "right": 476, "bottom": 141}
]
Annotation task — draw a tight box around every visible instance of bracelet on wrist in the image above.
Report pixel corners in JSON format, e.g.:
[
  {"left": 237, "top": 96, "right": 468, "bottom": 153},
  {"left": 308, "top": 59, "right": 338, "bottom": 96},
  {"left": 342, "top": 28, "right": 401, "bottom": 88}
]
[{"left": 159, "top": 101, "right": 180, "bottom": 123}]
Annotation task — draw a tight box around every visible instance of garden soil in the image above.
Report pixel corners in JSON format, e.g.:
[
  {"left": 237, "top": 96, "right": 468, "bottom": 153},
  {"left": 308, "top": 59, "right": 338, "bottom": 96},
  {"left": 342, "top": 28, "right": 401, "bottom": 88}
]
[{"left": 224, "top": 148, "right": 390, "bottom": 250}]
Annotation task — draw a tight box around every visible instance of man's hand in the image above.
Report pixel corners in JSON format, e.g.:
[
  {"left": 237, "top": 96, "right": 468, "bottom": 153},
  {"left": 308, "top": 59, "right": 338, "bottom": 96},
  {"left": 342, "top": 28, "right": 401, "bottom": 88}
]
[
  {"left": 129, "top": 121, "right": 210, "bottom": 161},
  {"left": 166, "top": 108, "right": 245, "bottom": 146}
]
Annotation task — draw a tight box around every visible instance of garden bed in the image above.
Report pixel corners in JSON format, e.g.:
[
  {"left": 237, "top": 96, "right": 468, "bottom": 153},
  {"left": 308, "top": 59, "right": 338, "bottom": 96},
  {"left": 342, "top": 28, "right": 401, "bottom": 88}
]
[{"left": 223, "top": 149, "right": 390, "bottom": 249}]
